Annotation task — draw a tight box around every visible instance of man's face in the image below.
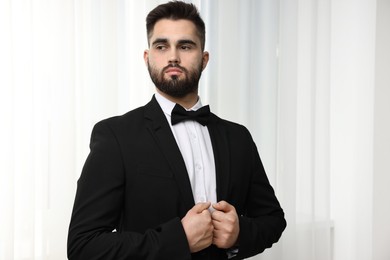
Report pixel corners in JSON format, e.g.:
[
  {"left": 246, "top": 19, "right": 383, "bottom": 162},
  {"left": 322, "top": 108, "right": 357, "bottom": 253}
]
[{"left": 144, "top": 19, "right": 209, "bottom": 98}]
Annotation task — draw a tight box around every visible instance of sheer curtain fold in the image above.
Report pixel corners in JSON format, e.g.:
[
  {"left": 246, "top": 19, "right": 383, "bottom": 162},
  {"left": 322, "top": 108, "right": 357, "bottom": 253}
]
[
  {"left": 0, "top": 1, "right": 152, "bottom": 259},
  {"left": 0, "top": 0, "right": 383, "bottom": 259}
]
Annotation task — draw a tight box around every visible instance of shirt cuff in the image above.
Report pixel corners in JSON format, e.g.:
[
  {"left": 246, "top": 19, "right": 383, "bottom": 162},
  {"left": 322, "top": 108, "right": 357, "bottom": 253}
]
[{"left": 226, "top": 247, "right": 239, "bottom": 259}]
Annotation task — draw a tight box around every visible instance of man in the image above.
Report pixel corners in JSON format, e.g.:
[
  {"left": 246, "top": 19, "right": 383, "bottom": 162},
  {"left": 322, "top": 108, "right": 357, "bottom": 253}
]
[{"left": 67, "top": 1, "right": 286, "bottom": 259}]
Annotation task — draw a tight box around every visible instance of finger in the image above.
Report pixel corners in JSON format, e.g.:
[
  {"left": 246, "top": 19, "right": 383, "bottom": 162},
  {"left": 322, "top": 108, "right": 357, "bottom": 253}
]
[
  {"left": 211, "top": 209, "right": 224, "bottom": 222},
  {"left": 212, "top": 200, "right": 233, "bottom": 212},
  {"left": 201, "top": 208, "right": 212, "bottom": 218},
  {"left": 212, "top": 218, "right": 224, "bottom": 230},
  {"left": 212, "top": 210, "right": 239, "bottom": 228},
  {"left": 192, "top": 202, "right": 211, "bottom": 213}
]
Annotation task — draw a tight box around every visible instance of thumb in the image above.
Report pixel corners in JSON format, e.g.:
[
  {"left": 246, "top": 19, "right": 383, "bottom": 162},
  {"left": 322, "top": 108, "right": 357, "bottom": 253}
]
[
  {"left": 192, "top": 202, "right": 211, "bottom": 213},
  {"left": 212, "top": 200, "right": 233, "bottom": 212}
]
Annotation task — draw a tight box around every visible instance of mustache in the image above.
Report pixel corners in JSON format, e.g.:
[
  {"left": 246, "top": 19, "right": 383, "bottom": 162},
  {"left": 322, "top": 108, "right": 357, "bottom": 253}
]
[{"left": 162, "top": 64, "right": 188, "bottom": 73}]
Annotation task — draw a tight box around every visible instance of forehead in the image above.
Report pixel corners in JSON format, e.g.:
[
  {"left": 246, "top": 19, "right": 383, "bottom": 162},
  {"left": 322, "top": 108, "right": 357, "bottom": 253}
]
[{"left": 150, "top": 19, "right": 200, "bottom": 43}]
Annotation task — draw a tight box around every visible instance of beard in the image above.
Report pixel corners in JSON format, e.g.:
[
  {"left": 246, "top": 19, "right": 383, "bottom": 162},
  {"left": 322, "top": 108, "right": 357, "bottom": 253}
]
[{"left": 147, "top": 61, "right": 203, "bottom": 98}]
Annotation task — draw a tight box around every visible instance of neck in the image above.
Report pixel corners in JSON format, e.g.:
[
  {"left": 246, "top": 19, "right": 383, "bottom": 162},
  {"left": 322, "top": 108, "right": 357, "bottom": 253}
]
[{"left": 156, "top": 89, "right": 199, "bottom": 109}]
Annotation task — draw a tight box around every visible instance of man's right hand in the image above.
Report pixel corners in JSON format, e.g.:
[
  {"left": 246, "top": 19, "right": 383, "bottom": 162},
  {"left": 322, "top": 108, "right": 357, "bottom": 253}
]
[{"left": 181, "top": 202, "right": 214, "bottom": 253}]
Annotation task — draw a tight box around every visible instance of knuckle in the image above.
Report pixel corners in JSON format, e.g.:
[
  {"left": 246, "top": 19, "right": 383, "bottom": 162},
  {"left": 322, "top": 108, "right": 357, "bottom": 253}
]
[{"left": 226, "top": 226, "right": 234, "bottom": 234}]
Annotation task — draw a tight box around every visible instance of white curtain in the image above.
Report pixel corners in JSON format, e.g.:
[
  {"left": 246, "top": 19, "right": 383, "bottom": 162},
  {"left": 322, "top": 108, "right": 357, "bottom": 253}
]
[{"left": 1, "top": 0, "right": 388, "bottom": 260}]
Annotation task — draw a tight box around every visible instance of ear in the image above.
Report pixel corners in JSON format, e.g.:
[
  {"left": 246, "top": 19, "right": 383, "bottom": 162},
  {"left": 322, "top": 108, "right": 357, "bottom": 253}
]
[
  {"left": 143, "top": 50, "right": 149, "bottom": 66},
  {"left": 201, "top": 51, "right": 209, "bottom": 71}
]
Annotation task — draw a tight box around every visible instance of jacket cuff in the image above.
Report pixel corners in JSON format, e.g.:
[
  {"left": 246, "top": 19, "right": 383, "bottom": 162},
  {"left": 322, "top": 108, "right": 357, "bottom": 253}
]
[{"left": 157, "top": 217, "right": 192, "bottom": 259}]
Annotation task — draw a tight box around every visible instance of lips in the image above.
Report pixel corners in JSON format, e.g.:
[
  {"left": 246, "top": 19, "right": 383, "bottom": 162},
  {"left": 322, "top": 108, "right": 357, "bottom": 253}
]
[{"left": 165, "top": 67, "right": 183, "bottom": 76}]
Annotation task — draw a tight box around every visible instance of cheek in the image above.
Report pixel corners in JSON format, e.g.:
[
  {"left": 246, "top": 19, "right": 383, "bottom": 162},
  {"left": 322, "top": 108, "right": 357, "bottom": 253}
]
[
  {"left": 189, "top": 57, "right": 204, "bottom": 71},
  {"left": 182, "top": 54, "right": 201, "bottom": 67},
  {"left": 148, "top": 53, "right": 165, "bottom": 67}
]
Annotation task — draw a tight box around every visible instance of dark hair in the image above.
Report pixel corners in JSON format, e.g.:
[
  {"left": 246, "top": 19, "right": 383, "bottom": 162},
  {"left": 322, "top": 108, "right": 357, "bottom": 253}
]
[{"left": 146, "top": 1, "right": 206, "bottom": 51}]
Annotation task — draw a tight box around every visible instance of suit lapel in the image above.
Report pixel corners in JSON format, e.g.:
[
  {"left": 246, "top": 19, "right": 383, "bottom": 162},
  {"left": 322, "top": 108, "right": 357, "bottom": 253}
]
[
  {"left": 143, "top": 96, "right": 195, "bottom": 211},
  {"left": 143, "top": 96, "right": 231, "bottom": 207},
  {"left": 207, "top": 115, "right": 231, "bottom": 202}
]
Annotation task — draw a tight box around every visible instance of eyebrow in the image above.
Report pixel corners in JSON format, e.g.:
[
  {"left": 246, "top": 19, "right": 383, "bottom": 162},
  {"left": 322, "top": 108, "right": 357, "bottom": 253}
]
[
  {"left": 151, "top": 38, "right": 197, "bottom": 46},
  {"left": 151, "top": 38, "right": 168, "bottom": 46},
  {"left": 177, "top": 39, "right": 197, "bottom": 46}
]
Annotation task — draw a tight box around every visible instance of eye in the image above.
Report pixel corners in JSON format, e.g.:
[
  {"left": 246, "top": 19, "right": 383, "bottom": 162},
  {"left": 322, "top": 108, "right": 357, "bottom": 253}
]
[
  {"left": 180, "top": 45, "right": 192, "bottom": 51},
  {"left": 155, "top": 45, "right": 167, "bottom": 51}
]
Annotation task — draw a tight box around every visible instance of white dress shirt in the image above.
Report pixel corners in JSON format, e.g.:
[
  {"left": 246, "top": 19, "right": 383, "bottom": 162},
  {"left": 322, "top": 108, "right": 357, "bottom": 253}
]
[{"left": 155, "top": 92, "right": 217, "bottom": 207}]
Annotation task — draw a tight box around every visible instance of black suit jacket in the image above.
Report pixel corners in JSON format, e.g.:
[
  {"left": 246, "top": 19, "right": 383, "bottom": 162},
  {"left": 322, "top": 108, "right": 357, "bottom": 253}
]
[{"left": 68, "top": 96, "right": 286, "bottom": 260}]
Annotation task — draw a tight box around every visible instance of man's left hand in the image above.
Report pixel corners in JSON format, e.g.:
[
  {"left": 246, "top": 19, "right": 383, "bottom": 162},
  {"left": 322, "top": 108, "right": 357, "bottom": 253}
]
[{"left": 211, "top": 201, "right": 239, "bottom": 249}]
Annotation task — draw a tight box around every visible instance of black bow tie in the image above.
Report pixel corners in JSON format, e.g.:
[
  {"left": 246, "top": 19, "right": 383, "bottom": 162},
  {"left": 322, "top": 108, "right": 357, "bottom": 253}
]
[{"left": 171, "top": 104, "right": 210, "bottom": 126}]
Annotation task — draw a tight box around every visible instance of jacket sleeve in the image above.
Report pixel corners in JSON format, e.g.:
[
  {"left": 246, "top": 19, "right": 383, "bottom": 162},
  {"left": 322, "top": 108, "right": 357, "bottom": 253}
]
[
  {"left": 67, "top": 120, "right": 191, "bottom": 260},
  {"left": 235, "top": 130, "right": 287, "bottom": 259}
]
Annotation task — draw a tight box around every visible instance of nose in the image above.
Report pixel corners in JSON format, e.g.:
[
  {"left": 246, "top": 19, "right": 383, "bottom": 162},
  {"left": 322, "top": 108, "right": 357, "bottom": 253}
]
[{"left": 168, "top": 49, "right": 180, "bottom": 64}]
